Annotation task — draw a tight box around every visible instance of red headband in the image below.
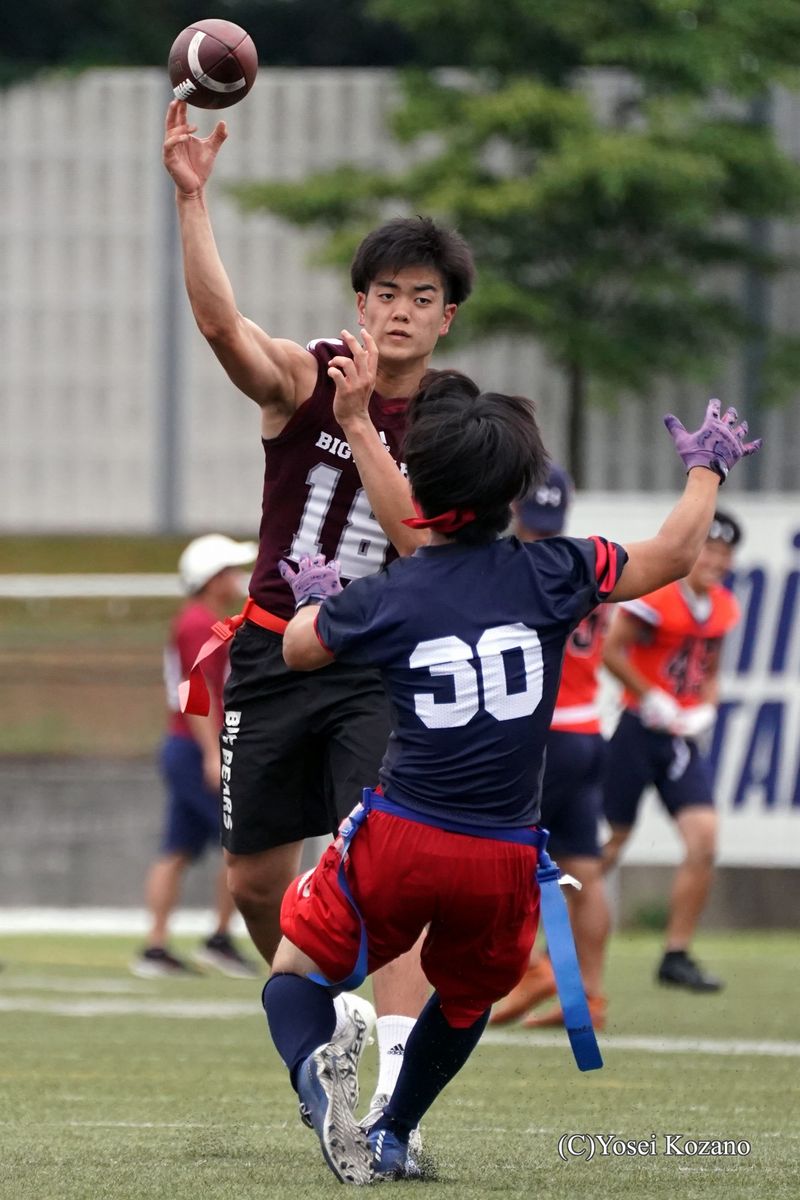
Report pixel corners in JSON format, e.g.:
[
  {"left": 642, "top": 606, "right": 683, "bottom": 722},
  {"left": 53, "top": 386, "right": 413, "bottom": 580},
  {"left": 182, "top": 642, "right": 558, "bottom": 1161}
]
[{"left": 402, "top": 499, "right": 477, "bottom": 534}]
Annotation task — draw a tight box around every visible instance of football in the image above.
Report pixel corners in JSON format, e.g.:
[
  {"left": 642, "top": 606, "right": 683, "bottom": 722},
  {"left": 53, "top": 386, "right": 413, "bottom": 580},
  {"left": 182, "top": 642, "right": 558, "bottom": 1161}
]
[{"left": 168, "top": 19, "right": 258, "bottom": 110}]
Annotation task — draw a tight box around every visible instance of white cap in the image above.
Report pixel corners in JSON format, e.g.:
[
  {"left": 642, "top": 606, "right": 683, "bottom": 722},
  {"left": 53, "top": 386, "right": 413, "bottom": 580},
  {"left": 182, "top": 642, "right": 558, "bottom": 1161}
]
[{"left": 178, "top": 534, "right": 258, "bottom": 594}]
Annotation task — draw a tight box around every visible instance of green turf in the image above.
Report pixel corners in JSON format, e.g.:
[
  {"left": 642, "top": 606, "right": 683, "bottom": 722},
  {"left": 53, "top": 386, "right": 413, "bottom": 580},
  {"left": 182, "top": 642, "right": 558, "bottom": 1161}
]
[{"left": 0, "top": 932, "right": 797, "bottom": 1199}]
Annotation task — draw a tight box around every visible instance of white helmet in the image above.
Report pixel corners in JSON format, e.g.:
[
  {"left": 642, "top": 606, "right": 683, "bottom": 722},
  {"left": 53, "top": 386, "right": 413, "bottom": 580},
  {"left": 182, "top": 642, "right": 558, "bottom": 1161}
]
[{"left": 178, "top": 534, "right": 258, "bottom": 594}]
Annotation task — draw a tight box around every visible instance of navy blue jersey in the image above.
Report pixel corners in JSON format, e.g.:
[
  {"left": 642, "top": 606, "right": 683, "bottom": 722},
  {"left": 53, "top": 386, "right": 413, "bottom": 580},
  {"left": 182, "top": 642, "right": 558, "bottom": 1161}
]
[{"left": 315, "top": 535, "right": 627, "bottom": 827}]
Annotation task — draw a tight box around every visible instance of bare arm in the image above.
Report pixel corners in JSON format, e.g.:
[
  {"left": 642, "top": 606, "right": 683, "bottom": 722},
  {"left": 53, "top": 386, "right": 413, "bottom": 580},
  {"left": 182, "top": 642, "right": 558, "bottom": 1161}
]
[
  {"left": 602, "top": 610, "right": 652, "bottom": 697},
  {"left": 282, "top": 605, "right": 335, "bottom": 671},
  {"left": 163, "top": 101, "right": 316, "bottom": 425},
  {"left": 700, "top": 677, "right": 719, "bottom": 705},
  {"left": 341, "top": 417, "right": 426, "bottom": 556},
  {"left": 330, "top": 330, "right": 427, "bottom": 557},
  {"left": 184, "top": 711, "right": 222, "bottom": 792},
  {"left": 607, "top": 468, "right": 719, "bottom": 602}
]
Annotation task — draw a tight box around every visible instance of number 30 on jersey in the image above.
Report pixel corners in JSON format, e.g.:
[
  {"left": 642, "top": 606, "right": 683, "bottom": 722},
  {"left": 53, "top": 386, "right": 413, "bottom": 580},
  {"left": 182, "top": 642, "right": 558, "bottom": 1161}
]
[{"left": 410, "top": 625, "right": 544, "bottom": 729}]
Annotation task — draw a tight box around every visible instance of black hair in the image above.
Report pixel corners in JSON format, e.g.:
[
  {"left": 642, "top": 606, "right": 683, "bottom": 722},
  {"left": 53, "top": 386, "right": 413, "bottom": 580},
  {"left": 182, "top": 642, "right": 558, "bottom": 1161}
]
[
  {"left": 403, "top": 369, "right": 550, "bottom": 545},
  {"left": 350, "top": 216, "right": 475, "bottom": 306},
  {"left": 708, "top": 509, "right": 742, "bottom": 547}
]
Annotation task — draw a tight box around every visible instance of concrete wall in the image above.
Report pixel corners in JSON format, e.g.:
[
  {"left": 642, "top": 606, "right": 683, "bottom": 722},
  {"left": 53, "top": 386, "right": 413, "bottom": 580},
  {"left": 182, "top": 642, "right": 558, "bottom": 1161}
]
[
  {"left": 1, "top": 757, "right": 795, "bottom": 928},
  {"left": 1, "top": 68, "right": 800, "bottom": 534},
  {"left": 0, "top": 757, "right": 325, "bottom": 911}
]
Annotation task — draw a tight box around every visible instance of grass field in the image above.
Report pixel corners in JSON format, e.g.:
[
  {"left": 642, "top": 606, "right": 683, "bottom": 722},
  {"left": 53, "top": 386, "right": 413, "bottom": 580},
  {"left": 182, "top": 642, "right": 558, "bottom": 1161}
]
[{"left": 0, "top": 931, "right": 797, "bottom": 1199}]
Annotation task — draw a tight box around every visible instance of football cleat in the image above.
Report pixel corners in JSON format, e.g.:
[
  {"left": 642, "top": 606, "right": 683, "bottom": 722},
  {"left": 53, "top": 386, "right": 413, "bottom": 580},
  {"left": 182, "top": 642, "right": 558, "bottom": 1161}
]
[
  {"left": 130, "top": 947, "right": 201, "bottom": 979},
  {"left": 368, "top": 1126, "right": 412, "bottom": 1181},
  {"left": 297, "top": 1044, "right": 373, "bottom": 1185},
  {"left": 361, "top": 1095, "right": 423, "bottom": 1180},
  {"left": 656, "top": 951, "right": 724, "bottom": 993},
  {"left": 299, "top": 992, "right": 375, "bottom": 1130},
  {"left": 192, "top": 932, "right": 259, "bottom": 979}
]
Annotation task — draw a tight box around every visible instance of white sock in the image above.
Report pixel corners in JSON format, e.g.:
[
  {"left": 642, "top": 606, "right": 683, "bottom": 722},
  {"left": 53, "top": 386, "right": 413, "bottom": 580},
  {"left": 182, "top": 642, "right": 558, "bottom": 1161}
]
[
  {"left": 373, "top": 1015, "right": 417, "bottom": 1100},
  {"left": 332, "top": 993, "right": 349, "bottom": 1039}
]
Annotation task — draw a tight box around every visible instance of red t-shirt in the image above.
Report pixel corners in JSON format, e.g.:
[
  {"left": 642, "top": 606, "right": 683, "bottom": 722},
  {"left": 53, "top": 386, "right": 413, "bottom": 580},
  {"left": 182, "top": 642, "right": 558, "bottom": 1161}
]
[
  {"left": 620, "top": 580, "right": 740, "bottom": 711},
  {"left": 550, "top": 606, "right": 611, "bottom": 734},
  {"left": 164, "top": 600, "right": 229, "bottom": 737},
  {"left": 248, "top": 339, "right": 408, "bottom": 620}
]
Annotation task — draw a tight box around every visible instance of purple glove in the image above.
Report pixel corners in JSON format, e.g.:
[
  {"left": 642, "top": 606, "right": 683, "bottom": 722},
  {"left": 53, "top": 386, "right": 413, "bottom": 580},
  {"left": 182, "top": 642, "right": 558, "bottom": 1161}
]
[
  {"left": 279, "top": 554, "right": 343, "bottom": 610},
  {"left": 664, "top": 399, "right": 762, "bottom": 482}
]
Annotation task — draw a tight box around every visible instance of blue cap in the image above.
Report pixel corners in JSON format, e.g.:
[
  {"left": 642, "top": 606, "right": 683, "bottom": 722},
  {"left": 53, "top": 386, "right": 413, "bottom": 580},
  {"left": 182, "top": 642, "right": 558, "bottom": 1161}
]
[{"left": 517, "top": 465, "right": 573, "bottom": 535}]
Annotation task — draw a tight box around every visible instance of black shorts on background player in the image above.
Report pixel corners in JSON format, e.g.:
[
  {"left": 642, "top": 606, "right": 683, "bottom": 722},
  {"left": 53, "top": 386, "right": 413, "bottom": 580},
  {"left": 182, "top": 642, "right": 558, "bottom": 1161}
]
[
  {"left": 222, "top": 623, "right": 390, "bottom": 854},
  {"left": 540, "top": 730, "right": 606, "bottom": 860},
  {"left": 602, "top": 710, "right": 714, "bottom": 828}
]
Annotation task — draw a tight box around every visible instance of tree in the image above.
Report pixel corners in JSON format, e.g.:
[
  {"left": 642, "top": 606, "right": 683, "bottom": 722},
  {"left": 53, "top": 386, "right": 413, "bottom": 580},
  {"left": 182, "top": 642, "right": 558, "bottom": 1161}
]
[
  {"left": 232, "top": 0, "right": 800, "bottom": 482},
  {"left": 0, "top": 1, "right": 414, "bottom": 85}
]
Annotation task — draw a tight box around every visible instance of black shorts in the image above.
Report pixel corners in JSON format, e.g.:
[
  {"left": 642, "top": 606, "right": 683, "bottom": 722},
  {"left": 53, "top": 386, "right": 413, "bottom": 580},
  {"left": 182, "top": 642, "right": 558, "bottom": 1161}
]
[
  {"left": 219, "top": 621, "right": 391, "bottom": 855},
  {"left": 602, "top": 709, "right": 714, "bottom": 829},
  {"left": 540, "top": 730, "right": 605, "bottom": 860}
]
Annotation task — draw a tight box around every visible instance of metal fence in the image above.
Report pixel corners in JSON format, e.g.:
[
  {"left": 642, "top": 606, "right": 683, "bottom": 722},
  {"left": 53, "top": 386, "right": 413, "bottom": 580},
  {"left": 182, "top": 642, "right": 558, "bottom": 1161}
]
[{"left": 2, "top": 68, "right": 799, "bottom": 534}]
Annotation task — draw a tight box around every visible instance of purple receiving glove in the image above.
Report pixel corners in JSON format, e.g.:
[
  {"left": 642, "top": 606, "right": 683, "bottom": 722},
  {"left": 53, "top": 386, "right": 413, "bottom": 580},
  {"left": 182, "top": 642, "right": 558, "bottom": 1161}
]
[
  {"left": 279, "top": 554, "right": 343, "bottom": 610},
  {"left": 664, "top": 399, "right": 762, "bottom": 482}
]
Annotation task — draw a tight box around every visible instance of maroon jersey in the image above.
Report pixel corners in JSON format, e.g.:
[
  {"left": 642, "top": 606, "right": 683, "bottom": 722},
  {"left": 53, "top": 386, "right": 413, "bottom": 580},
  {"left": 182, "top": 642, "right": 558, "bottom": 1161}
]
[{"left": 249, "top": 339, "right": 409, "bottom": 620}]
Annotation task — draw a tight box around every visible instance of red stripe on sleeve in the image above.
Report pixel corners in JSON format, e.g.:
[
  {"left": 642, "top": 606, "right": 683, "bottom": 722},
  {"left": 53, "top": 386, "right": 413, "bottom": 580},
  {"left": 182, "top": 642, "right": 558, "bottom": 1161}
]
[
  {"left": 589, "top": 535, "right": 609, "bottom": 585},
  {"left": 312, "top": 612, "right": 334, "bottom": 656},
  {"left": 604, "top": 542, "right": 618, "bottom": 595}
]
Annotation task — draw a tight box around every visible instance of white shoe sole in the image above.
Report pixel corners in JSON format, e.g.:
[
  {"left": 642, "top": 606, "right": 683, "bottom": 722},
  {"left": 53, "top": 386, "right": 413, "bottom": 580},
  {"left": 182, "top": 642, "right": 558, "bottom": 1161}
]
[
  {"left": 300, "top": 1045, "right": 373, "bottom": 1185},
  {"left": 333, "top": 994, "right": 376, "bottom": 1114}
]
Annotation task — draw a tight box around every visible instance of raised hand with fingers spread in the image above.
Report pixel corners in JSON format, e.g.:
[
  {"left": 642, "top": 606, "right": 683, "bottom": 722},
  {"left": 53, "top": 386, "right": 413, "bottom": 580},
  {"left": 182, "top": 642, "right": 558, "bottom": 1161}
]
[
  {"left": 162, "top": 99, "right": 228, "bottom": 196},
  {"left": 664, "top": 399, "right": 762, "bottom": 481}
]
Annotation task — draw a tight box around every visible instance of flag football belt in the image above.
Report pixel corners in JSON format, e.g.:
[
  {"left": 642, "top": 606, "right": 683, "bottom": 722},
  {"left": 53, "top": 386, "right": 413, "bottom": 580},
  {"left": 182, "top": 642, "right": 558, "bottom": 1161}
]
[
  {"left": 308, "top": 788, "right": 603, "bottom": 1073},
  {"left": 178, "top": 597, "right": 288, "bottom": 716}
]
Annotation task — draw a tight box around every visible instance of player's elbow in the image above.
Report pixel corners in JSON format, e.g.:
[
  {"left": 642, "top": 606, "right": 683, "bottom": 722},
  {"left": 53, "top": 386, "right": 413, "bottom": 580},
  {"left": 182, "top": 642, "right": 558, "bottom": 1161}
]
[
  {"left": 196, "top": 312, "right": 240, "bottom": 349},
  {"left": 282, "top": 622, "right": 331, "bottom": 672}
]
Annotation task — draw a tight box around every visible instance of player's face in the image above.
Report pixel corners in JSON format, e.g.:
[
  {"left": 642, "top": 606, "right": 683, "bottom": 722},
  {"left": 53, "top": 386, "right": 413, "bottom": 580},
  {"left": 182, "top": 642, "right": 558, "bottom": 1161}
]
[
  {"left": 356, "top": 267, "right": 457, "bottom": 364},
  {"left": 687, "top": 539, "right": 734, "bottom": 592}
]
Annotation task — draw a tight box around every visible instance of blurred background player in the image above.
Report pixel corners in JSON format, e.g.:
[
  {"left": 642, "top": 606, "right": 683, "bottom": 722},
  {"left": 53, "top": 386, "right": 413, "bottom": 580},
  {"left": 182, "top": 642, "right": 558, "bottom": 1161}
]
[
  {"left": 601, "top": 511, "right": 744, "bottom": 992},
  {"left": 490, "top": 466, "right": 611, "bottom": 1031},
  {"left": 264, "top": 385, "right": 758, "bottom": 1184},
  {"left": 162, "top": 99, "right": 475, "bottom": 1121},
  {"left": 132, "top": 534, "right": 259, "bottom": 979}
]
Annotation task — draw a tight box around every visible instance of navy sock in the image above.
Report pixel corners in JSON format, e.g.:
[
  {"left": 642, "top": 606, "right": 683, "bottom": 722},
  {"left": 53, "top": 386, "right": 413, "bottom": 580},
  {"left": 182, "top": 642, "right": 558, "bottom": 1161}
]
[
  {"left": 262, "top": 973, "right": 336, "bottom": 1091},
  {"left": 377, "top": 993, "right": 490, "bottom": 1138}
]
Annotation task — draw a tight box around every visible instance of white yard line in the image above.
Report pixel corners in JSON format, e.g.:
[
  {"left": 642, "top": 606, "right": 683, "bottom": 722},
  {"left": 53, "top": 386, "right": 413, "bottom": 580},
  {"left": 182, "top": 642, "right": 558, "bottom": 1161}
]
[
  {"left": 483, "top": 1029, "right": 800, "bottom": 1058},
  {"left": 0, "top": 989, "right": 798, "bottom": 1060},
  {"left": 0, "top": 574, "right": 180, "bottom": 598},
  {"left": 0, "top": 975, "right": 152, "bottom": 994},
  {"left": 0, "top": 996, "right": 257, "bottom": 1019},
  {"left": 0, "top": 908, "right": 246, "bottom": 935}
]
